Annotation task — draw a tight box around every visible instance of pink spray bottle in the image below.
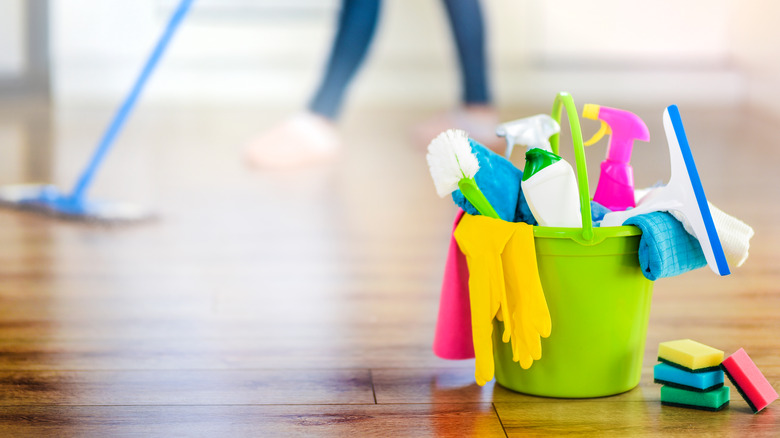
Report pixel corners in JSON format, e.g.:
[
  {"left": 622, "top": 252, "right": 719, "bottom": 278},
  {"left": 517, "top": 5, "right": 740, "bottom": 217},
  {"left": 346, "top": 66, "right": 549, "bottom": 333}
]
[{"left": 582, "top": 104, "right": 650, "bottom": 212}]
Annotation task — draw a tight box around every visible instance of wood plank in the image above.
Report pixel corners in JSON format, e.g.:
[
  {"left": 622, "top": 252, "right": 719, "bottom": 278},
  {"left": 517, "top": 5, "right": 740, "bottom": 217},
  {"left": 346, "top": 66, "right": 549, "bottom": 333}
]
[
  {"left": 0, "top": 337, "right": 464, "bottom": 371},
  {"left": 495, "top": 400, "right": 779, "bottom": 437},
  {"left": 0, "top": 404, "right": 506, "bottom": 438},
  {"left": 373, "top": 366, "right": 780, "bottom": 405},
  {"left": 0, "top": 369, "right": 374, "bottom": 406}
]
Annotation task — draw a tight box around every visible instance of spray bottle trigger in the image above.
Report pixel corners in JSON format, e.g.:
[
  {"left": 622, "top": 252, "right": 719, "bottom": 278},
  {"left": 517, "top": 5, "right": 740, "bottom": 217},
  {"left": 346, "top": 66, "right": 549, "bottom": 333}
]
[{"left": 583, "top": 121, "right": 611, "bottom": 147}]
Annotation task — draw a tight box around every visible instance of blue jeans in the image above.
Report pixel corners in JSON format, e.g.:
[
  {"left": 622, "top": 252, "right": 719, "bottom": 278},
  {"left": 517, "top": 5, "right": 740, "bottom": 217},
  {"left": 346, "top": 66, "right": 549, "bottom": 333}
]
[{"left": 308, "top": 0, "right": 491, "bottom": 120}]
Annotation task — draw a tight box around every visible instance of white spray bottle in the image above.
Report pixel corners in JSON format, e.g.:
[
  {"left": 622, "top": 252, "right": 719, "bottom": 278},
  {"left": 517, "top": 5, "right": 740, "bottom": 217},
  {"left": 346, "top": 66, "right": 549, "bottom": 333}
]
[
  {"left": 497, "top": 114, "right": 581, "bottom": 227},
  {"left": 496, "top": 114, "right": 561, "bottom": 161}
]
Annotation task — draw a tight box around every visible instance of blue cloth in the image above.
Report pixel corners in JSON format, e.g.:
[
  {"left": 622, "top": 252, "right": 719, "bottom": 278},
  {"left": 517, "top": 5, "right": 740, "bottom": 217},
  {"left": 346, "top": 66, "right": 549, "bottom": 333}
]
[
  {"left": 590, "top": 200, "right": 611, "bottom": 225},
  {"left": 452, "top": 140, "right": 536, "bottom": 224},
  {"left": 624, "top": 212, "right": 707, "bottom": 281},
  {"left": 309, "top": 0, "right": 490, "bottom": 119}
]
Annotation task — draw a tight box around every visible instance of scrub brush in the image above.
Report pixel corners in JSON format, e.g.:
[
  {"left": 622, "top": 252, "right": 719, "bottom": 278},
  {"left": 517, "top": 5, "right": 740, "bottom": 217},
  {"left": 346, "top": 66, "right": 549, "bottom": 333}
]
[{"left": 426, "top": 130, "right": 499, "bottom": 219}]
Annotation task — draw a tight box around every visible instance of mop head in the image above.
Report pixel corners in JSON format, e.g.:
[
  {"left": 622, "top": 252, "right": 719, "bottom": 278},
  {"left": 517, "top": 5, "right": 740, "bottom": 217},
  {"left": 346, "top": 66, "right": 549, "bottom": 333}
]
[{"left": 0, "top": 184, "right": 153, "bottom": 222}]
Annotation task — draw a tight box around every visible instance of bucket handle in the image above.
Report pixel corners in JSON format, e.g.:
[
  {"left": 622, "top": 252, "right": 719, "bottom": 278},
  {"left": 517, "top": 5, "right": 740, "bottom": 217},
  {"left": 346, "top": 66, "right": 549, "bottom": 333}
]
[{"left": 550, "top": 92, "right": 594, "bottom": 242}]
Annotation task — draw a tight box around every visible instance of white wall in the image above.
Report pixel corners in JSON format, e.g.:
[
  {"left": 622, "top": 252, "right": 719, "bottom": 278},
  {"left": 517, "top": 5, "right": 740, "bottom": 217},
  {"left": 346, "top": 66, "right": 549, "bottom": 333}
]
[
  {"left": 531, "top": 0, "right": 732, "bottom": 65},
  {"left": 0, "top": 0, "right": 25, "bottom": 78},
  {"left": 50, "top": 0, "right": 769, "bottom": 111},
  {"left": 486, "top": 0, "right": 742, "bottom": 107},
  {"left": 51, "top": 0, "right": 338, "bottom": 104},
  {"left": 731, "top": 0, "right": 780, "bottom": 116}
]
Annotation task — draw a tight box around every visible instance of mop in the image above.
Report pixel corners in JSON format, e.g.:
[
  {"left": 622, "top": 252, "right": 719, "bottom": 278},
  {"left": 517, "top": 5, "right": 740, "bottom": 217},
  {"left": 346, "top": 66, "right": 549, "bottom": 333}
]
[{"left": 0, "top": 0, "right": 195, "bottom": 221}]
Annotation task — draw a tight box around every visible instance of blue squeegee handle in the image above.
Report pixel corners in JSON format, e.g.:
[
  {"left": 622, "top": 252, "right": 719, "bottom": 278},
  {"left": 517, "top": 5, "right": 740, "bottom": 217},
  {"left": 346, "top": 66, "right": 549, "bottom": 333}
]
[{"left": 69, "top": 0, "right": 195, "bottom": 201}]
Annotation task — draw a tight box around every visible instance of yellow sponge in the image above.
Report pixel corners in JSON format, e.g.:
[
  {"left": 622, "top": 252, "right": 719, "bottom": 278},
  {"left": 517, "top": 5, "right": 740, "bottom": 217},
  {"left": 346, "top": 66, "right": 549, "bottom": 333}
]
[{"left": 658, "top": 339, "right": 724, "bottom": 372}]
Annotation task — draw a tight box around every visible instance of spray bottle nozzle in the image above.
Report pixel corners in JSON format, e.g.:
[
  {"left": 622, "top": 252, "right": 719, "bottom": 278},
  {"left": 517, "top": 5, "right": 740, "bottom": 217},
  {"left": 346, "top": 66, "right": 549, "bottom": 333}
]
[
  {"left": 583, "top": 122, "right": 611, "bottom": 146},
  {"left": 582, "top": 104, "right": 600, "bottom": 120},
  {"left": 582, "top": 104, "right": 611, "bottom": 146},
  {"left": 495, "top": 114, "right": 560, "bottom": 159},
  {"left": 581, "top": 104, "right": 649, "bottom": 164}
]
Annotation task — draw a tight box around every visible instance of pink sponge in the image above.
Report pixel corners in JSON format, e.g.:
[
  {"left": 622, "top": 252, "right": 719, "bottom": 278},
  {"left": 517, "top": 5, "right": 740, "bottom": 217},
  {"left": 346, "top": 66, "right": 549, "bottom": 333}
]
[{"left": 720, "top": 348, "right": 778, "bottom": 413}]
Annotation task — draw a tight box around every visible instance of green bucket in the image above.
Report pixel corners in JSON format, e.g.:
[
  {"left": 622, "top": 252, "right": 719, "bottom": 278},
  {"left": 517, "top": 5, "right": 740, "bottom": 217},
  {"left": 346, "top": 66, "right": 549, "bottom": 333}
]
[{"left": 491, "top": 93, "right": 654, "bottom": 398}]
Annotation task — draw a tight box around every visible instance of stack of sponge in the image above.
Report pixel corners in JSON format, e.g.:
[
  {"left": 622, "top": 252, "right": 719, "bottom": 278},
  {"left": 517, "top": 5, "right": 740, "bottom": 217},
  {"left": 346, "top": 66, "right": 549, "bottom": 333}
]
[
  {"left": 655, "top": 339, "right": 729, "bottom": 411},
  {"left": 655, "top": 339, "right": 779, "bottom": 413}
]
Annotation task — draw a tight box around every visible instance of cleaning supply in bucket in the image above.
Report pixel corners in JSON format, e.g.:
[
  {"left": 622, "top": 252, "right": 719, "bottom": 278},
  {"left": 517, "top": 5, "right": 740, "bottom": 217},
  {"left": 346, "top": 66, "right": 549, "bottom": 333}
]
[
  {"left": 427, "top": 130, "right": 500, "bottom": 219},
  {"left": 433, "top": 209, "right": 474, "bottom": 360},
  {"left": 454, "top": 214, "right": 551, "bottom": 385},
  {"left": 660, "top": 385, "right": 730, "bottom": 411},
  {"left": 721, "top": 348, "right": 778, "bottom": 413},
  {"left": 446, "top": 137, "right": 604, "bottom": 225},
  {"left": 654, "top": 362, "right": 724, "bottom": 392},
  {"left": 453, "top": 214, "right": 518, "bottom": 385},
  {"left": 591, "top": 203, "right": 708, "bottom": 280},
  {"left": 451, "top": 92, "right": 655, "bottom": 398},
  {"left": 600, "top": 195, "right": 750, "bottom": 280},
  {"left": 623, "top": 212, "right": 707, "bottom": 281},
  {"left": 500, "top": 222, "right": 551, "bottom": 369},
  {"left": 658, "top": 339, "right": 724, "bottom": 373},
  {"left": 449, "top": 139, "right": 601, "bottom": 226},
  {"left": 497, "top": 112, "right": 581, "bottom": 227},
  {"left": 519, "top": 130, "right": 581, "bottom": 228},
  {"left": 667, "top": 202, "right": 754, "bottom": 268},
  {"left": 521, "top": 149, "right": 581, "bottom": 227},
  {"left": 582, "top": 104, "right": 650, "bottom": 212},
  {"left": 601, "top": 105, "right": 730, "bottom": 276},
  {"left": 632, "top": 187, "right": 754, "bottom": 269},
  {"left": 451, "top": 140, "right": 536, "bottom": 224},
  {"left": 495, "top": 114, "right": 560, "bottom": 162}
]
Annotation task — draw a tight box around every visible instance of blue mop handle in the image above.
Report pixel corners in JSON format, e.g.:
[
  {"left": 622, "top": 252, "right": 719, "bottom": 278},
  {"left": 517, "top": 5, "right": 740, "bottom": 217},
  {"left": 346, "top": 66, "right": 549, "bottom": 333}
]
[{"left": 69, "top": 0, "right": 195, "bottom": 201}]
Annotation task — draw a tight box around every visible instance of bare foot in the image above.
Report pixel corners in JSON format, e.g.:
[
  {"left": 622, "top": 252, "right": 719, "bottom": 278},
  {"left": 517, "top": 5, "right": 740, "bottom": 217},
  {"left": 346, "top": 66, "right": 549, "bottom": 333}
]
[
  {"left": 412, "top": 105, "right": 504, "bottom": 153},
  {"left": 244, "top": 113, "right": 340, "bottom": 169}
]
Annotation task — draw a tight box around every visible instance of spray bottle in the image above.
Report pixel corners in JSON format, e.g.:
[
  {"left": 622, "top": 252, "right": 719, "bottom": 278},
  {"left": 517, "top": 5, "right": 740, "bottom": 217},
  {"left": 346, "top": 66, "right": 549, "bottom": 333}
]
[
  {"left": 496, "top": 114, "right": 561, "bottom": 161},
  {"left": 497, "top": 114, "right": 581, "bottom": 227},
  {"left": 582, "top": 104, "right": 650, "bottom": 212}
]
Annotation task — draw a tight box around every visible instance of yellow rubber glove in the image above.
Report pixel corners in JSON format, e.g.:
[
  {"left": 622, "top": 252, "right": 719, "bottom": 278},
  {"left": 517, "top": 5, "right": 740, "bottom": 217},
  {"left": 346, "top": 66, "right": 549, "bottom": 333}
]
[
  {"left": 453, "top": 214, "right": 517, "bottom": 386},
  {"left": 513, "top": 224, "right": 551, "bottom": 339},
  {"left": 502, "top": 223, "right": 552, "bottom": 369}
]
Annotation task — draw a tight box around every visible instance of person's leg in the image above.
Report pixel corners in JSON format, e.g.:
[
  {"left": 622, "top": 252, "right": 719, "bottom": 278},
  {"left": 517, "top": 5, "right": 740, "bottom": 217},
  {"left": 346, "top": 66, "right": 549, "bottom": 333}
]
[
  {"left": 441, "top": 0, "right": 490, "bottom": 106},
  {"left": 309, "top": 0, "right": 382, "bottom": 120},
  {"left": 245, "top": 0, "right": 381, "bottom": 169},
  {"left": 414, "top": 0, "right": 502, "bottom": 151}
]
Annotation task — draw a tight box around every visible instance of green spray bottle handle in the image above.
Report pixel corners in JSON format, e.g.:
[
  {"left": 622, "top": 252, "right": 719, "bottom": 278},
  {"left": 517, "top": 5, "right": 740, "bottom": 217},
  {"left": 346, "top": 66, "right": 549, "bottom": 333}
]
[{"left": 458, "top": 178, "right": 500, "bottom": 219}]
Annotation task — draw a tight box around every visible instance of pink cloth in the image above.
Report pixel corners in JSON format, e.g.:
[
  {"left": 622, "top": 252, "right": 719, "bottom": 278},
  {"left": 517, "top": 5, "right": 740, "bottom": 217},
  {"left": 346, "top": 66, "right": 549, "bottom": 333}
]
[{"left": 433, "top": 209, "right": 475, "bottom": 360}]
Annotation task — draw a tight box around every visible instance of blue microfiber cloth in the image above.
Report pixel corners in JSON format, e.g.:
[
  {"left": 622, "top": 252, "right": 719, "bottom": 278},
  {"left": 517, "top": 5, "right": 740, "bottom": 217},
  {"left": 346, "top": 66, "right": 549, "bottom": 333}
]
[
  {"left": 590, "top": 200, "right": 612, "bottom": 225},
  {"left": 624, "top": 211, "right": 707, "bottom": 281},
  {"left": 452, "top": 140, "right": 537, "bottom": 224}
]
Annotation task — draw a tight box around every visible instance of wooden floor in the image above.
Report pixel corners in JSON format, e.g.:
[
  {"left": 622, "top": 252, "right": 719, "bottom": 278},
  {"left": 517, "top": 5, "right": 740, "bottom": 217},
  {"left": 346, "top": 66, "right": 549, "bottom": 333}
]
[{"left": 0, "top": 99, "right": 778, "bottom": 437}]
